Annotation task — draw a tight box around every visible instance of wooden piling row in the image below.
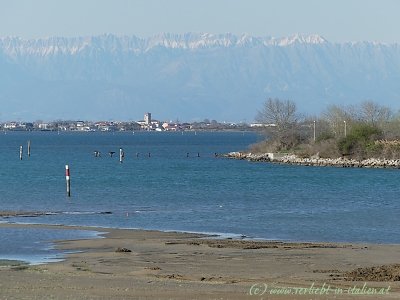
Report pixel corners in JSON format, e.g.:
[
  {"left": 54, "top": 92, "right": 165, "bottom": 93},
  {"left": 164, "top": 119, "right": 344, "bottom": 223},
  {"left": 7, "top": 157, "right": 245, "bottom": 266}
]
[
  {"left": 18, "top": 141, "right": 31, "bottom": 159},
  {"left": 90, "top": 151, "right": 219, "bottom": 159}
]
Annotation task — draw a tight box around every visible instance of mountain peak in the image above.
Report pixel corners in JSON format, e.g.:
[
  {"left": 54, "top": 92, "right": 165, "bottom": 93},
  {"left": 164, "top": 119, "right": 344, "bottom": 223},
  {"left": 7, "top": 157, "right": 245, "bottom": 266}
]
[{"left": 275, "top": 34, "right": 327, "bottom": 46}]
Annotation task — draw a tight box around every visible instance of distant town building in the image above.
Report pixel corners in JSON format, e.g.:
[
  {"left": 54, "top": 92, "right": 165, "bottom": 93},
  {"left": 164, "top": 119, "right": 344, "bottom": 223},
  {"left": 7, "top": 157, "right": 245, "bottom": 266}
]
[
  {"left": 38, "top": 123, "right": 50, "bottom": 130},
  {"left": 144, "top": 113, "right": 151, "bottom": 125}
]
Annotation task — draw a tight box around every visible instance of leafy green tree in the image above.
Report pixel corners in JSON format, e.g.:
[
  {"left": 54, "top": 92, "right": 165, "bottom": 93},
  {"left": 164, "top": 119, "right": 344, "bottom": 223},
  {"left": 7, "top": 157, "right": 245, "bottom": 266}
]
[{"left": 337, "top": 124, "right": 382, "bottom": 154}]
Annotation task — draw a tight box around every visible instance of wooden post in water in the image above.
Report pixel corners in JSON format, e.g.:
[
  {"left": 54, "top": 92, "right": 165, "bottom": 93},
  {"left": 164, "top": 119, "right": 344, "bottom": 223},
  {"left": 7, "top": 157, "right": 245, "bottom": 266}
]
[
  {"left": 19, "top": 146, "right": 23, "bottom": 160},
  {"left": 65, "top": 165, "right": 70, "bottom": 197},
  {"left": 27, "top": 140, "right": 30, "bottom": 156},
  {"left": 119, "top": 148, "right": 124, "bottom": 164}
]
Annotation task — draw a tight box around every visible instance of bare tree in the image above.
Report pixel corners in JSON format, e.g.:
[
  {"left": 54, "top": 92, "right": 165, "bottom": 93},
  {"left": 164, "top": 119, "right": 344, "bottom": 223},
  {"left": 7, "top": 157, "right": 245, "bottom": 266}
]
[
  {"left": 322, "top": 101, "right": 394, "bottom": 138},
  {"left": 302, "top": 115, "right": 333, "bottom": 142},
  {"left": 322, "top": 104, "right": 351, "bottom": 136},
  {"left": 255, "top": 98, "right": 299, "bottom": 149},
  {"left": 359, "top": 100, "right": 392, "bottom": 125}
]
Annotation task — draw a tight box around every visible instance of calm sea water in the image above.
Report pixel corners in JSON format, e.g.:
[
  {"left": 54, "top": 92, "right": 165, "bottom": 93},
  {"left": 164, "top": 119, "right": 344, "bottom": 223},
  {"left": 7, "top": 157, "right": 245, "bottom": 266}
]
[{"left": 1, "top": 131, "right": 400, "bottom": 263}]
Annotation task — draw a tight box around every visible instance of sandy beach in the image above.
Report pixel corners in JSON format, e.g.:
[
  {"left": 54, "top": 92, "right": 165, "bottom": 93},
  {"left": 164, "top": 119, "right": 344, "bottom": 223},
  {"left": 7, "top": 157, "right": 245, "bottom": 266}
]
[{"left": 0, "top": 223, "right": 399, "bottom": 299}]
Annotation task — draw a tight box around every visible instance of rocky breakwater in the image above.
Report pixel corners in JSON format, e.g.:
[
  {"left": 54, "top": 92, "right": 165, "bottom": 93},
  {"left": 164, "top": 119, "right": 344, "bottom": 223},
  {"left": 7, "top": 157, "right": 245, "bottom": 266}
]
[
  {"left": 222, "top": 152, "right": 400, "bottom": 169},
  {"left": 222, "top": 152, "right": 271, "bottom": 162}
]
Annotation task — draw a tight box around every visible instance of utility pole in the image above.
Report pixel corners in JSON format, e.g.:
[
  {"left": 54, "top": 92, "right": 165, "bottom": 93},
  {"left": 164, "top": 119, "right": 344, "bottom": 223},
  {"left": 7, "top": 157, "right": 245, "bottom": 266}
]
[{"left": 313, "top": 120, "right": 316, "bottom": 141}]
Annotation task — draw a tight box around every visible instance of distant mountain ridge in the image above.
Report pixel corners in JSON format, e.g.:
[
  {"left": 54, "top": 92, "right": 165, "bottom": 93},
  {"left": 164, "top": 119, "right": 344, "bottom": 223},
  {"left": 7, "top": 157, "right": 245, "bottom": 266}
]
[
  {"left": 0, "top": 33, "right": 327, "bottom": 54},
  {"left": 0, "top": 33, "right": 399, "bottom": 122}
]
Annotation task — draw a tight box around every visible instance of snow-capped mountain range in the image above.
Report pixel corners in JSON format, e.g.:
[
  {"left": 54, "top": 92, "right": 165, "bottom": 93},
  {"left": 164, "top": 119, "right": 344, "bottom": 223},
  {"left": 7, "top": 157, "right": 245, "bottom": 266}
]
[{"left": 0, "top": 33, "right": 399, "bottom": 122}]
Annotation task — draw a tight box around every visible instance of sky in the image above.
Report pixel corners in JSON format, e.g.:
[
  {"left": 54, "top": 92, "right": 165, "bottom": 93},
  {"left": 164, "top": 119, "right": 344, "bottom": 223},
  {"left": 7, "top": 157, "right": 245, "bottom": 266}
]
[{"left": 0, "top": 0, "right": 399, "bottom": 43}]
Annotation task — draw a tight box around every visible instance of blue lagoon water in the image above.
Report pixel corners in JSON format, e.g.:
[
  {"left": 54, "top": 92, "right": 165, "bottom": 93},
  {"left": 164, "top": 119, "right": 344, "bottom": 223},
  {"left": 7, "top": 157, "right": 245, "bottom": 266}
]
[
  {"left": 0, "top": 131, "right": 400, "bottom": 263},
  {"left": 0, "top": 227, "right": 101, "bottom": 265}
]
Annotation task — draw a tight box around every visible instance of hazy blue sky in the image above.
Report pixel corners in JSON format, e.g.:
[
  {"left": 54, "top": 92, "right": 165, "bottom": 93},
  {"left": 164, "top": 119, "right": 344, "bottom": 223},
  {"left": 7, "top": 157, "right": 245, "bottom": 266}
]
[{"left": 0, "top": 0, "right": 399, "bottom": 43}]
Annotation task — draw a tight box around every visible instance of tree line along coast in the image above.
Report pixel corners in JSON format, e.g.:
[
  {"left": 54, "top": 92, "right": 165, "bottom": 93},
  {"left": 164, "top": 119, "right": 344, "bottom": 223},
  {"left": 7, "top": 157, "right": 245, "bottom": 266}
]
[{"left": 240, "top": 98, "right": 400, "bottom": 166}]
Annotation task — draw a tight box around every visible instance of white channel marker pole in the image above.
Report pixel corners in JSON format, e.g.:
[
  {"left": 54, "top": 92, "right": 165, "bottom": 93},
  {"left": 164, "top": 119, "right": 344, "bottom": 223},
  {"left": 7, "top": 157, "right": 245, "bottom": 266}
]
[{"left": 119, "top": 148, "right": 124, "bottom": 164}]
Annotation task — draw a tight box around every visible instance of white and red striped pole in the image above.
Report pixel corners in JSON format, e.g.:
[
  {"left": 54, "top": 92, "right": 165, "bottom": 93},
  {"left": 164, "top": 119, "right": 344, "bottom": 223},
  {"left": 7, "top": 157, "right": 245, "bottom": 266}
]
[{"left": 65, "top": 165, "right": 70, "bottom": 197}]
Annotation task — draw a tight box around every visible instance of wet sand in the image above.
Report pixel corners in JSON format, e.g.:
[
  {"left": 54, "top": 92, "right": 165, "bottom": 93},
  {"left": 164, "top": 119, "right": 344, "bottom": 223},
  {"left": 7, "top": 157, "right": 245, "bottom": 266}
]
[{"left": 0, "top": 223, "right": 399, "bottom": 299}]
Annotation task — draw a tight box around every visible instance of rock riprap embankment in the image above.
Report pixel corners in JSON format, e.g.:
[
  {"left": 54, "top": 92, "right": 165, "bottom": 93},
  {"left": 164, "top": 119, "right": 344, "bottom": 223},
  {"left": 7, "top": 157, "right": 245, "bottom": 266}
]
[{"left": 222, "top": 152, "right": 400, "bottom": 168}]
